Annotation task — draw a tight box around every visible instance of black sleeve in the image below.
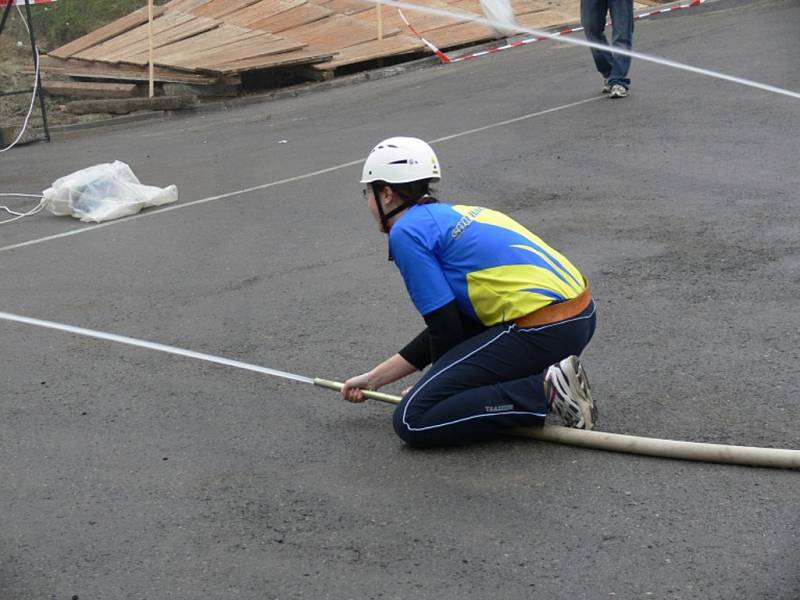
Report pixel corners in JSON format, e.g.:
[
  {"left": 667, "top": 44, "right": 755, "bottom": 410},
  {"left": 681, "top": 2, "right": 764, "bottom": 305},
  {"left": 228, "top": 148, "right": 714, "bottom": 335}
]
[
  {"left": 399, "top": 328, "right": 431, "bottom": 371},
  {"left": 399, "top": 301, "right": 484, "bottom": 370},
  {"left": 424, "top": 300, "right": 466, "bottom": 363}
]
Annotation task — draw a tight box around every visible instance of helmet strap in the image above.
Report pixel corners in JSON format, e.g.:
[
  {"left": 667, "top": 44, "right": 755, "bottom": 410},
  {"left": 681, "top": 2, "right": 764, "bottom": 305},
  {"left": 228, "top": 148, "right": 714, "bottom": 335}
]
[
  {"left": 372, "top": 183, "right": 412, "bottom": 261},
  {"left": 383, "top": 203, "right": 411, "bottom": 221},
  {"left": 372, "top": 184, "right": 412, "bottom": 231},
  {"left": 371, "top": 183, "right": 390, "bottom": 233}
]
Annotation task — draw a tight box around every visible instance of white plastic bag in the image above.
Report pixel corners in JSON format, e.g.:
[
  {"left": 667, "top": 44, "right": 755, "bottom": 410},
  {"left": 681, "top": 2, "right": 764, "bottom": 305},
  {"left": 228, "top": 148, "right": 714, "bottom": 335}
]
[{"left": 42, "top": 160, "right": 178, "bottom": 223}]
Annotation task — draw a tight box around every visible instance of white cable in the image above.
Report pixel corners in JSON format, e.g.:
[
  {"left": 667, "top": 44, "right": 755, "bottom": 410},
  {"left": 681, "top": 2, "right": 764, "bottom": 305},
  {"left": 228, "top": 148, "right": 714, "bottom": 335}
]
[
  {"left": 15, "top": 4, "right": 30, "bottom": 33},
  {"left": 0, "top": 195, "right": 45, "bottom": 225},
  {"left": 0, "top": 192, "right": 42, "bottom": 198},
  {"left": 0, "top": 6, "right": 41, "bottom": 154},
  {"left": 1, "top": 204, "right": 28, "bottom": 215}
]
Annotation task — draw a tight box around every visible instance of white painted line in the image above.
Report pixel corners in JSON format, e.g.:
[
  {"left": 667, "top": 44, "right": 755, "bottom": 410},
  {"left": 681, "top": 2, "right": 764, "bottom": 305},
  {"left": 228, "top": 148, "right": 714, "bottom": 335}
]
[
  {"left": 430, "top": 97, "right": 600, "bottom": 143},
  {"left": 0, "top": 161, "right": 362, "bottom": 254},
  {"left": 0, "top": 96, "right": 602, "bottom": 255}
]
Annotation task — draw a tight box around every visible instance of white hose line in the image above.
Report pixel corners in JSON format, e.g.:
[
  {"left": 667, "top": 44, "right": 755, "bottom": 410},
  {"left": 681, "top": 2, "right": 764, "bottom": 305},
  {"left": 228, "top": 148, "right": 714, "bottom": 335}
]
[
  {"left": 2, "top": 310, "right": 798, "bottom": 468},
  {"left": 511, "top": 426, "right": 800, "bottom": 470},
  {"left": 0, "top": 311, "right": 314, "bottom": 384},
  {"left": 312, "top": 380, "right": 800, "bottom": 469}
]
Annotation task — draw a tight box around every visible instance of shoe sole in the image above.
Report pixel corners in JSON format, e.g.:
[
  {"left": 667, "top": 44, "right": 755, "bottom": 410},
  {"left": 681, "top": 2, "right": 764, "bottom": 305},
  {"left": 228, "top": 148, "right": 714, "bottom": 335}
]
[{"left": 562, "top": 356, "right": 597, "bottom": 430}]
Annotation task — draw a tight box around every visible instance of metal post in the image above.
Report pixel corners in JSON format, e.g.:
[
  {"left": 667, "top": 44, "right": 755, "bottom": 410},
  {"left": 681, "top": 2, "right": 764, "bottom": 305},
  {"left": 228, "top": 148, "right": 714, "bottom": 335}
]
[
  {"left": 22, "top": 0, "right": 50, "bottom": 141},
  {"left": 148, "top": 0, "right": 155, "bottom": 97},
  {"left": 0, "top": 1, "right": 14, "bottom": 35}
]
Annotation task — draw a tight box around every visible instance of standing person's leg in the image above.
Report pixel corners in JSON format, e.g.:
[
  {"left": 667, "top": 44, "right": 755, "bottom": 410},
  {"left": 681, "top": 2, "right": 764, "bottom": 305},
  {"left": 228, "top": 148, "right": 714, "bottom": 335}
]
[
  {"left": 393, "top": 305, "right": 596, "bottom": 447},
  {"left": 607, "top": 0, "right": 634, "bottom": 90},
  {"left": 580, "top": 0, "right": 613, "bottom": 88}
]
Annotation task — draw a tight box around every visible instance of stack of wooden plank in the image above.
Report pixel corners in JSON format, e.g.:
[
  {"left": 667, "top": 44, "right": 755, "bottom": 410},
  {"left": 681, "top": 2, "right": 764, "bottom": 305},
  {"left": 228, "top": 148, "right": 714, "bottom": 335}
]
[{"left": 40, "top": 0, "right": 653, "bottom": 89}]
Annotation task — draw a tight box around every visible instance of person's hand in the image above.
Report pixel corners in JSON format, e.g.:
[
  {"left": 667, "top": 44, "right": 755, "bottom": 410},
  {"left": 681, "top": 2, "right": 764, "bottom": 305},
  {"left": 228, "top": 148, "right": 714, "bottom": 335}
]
[
  {"left": 401, "top": 385, "right": 414, "bottom": 396},
  {"left": 341, "top": 372, "right": 373, "bottom": 403}
]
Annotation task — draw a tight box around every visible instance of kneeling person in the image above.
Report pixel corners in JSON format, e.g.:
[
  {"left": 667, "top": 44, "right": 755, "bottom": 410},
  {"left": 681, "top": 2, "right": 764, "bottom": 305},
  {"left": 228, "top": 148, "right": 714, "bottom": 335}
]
[{"left": 341, "top": 137, "right": 598, "bottom": 447}]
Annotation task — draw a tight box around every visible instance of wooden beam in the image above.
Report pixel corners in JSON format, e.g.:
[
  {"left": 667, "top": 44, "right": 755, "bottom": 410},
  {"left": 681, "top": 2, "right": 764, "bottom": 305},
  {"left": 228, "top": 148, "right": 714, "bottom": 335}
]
[
  {"left": 64, "top": 95, "right": 198, "bottom": 115},
  {"left": 165, "top": 35, "right": 306, "bottom": 71},
  {"left": 124, "top": 25, "right": 265, "bottom": 67},
  {"left": 207, "top": 49, "right": 333, "bottom": 74},
  {"left": 315, "top": 0, "right": 373, "bottom": 16},
  {"left": 246, "top": 3, "right": 333, "bottom": 33},
  {"left": 75, "top": 13, "right": 196, "bottom": 61},
  {"left": 313, "top": 34, "right": 423, "bottom": 70},
  {"left": 162, "top": 0, "right": 215, "bottom": 14},
  {"left": 100, "top": 16, "right": 221, "bottom": 62},
  {"left": 191, "top": 0, "right": 264, "bottom": 19},
  {"left": 43, "top": 81, "right": 141, "bottom": 99},
  {"left": 286, "top": 14, "right": 398, "bottom": 49},
  {"left": 351, "top": 1, "right": 464, "bottom": 33},
  {"left": 40, "top": 55, "right": 219, "bottom": 85},
  {"left": 223, "top": 0, "right": 307, "bottom": 27},
  {"left": 48, "top": 6, "right": 167, "bottom": 59},
  {"left": 423, "top": 20, "right": 496, "bottom": 48}
]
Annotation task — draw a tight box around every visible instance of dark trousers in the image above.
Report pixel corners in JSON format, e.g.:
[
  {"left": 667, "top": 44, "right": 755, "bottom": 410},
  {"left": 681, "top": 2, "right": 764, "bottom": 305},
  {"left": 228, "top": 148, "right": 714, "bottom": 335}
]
[
  {"left": 393, "top": 302, "right": 597, "bottom": 447},
  {"left": 580, "top": 0, "right": 634, "bottom": 88}
]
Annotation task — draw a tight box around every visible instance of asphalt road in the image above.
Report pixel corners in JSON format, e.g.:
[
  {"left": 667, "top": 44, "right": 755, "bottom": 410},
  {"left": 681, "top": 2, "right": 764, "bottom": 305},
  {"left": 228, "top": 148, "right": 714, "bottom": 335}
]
[{"left": 2, "top": 0, "right": 799, "bottom": 598}]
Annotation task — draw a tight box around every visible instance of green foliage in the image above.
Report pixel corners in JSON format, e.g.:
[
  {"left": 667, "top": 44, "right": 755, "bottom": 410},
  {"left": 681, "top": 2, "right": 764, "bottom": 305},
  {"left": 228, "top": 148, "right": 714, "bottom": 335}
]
[{"left": 27, "top": 0, "right": 169, "bottom": 48}]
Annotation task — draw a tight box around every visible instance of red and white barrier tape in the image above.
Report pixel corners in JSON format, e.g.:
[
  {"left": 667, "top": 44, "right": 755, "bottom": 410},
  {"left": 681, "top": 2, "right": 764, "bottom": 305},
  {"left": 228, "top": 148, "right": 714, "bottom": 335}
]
[
  {"left": 0, "top": 0, "right": 58, "bottom": 6},
  {"left": 398, "top": 9, "right": 452, "bottom": 62},
  {"left": 401, "top": 0, "right": 708, "bottom": 64}
]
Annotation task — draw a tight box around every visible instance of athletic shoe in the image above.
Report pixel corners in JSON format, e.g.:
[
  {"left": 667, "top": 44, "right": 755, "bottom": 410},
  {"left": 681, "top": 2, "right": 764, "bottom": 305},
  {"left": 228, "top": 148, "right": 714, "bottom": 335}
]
[
  {"left": 544, "top": 355, "right": 597, "bottom": 429},
  {"left": 601, "top": 78, "right": 611, "bottom": 94},
  {"left": 609, "top": 84, "right": 628, "bottom": 98}
]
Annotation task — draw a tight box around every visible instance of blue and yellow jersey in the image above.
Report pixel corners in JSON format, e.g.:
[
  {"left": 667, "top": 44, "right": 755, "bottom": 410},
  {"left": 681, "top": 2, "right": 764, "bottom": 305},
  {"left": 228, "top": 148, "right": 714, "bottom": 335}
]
[{"left": 389, "top": 203, "right": 586, "bottom": 326}]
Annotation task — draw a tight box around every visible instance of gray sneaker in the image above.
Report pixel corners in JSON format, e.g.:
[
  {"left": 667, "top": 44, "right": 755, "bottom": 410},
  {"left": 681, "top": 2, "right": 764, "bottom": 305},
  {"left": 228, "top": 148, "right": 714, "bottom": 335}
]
[
  {"left": 609, "top": 84, "right": 628, "bottom": 98},
  {"left": 601, "top": 78, "right": 611, "bottom": 94},
  {"left": 544, "top": 355, "right": 597, "bottom": 429}
]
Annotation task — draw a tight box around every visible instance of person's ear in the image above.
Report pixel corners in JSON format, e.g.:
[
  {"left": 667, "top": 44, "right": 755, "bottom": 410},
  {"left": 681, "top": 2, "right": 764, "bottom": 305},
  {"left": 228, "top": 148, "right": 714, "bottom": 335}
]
[{"left": 382, "top": 186, "right": 400, "bottom": 208}]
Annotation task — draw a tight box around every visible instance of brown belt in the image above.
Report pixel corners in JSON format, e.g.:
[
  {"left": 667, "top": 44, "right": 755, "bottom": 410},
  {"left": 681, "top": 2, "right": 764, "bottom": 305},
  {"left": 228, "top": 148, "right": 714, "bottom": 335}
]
[{"left": 513, "top": 287, "right": 593, "bottom": 328}]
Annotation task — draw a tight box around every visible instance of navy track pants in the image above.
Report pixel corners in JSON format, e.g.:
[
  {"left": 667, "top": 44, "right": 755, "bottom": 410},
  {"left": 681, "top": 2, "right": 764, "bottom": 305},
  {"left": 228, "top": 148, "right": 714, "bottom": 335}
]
[{"left": 393, "top": 302, "right": 597, "bottom": 447}]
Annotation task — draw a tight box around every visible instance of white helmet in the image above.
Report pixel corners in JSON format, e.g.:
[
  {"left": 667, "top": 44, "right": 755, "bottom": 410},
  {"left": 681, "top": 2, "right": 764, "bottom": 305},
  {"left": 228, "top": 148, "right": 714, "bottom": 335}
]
[{"left": 360, "top": 137, "right": 441, "bottom": 184}]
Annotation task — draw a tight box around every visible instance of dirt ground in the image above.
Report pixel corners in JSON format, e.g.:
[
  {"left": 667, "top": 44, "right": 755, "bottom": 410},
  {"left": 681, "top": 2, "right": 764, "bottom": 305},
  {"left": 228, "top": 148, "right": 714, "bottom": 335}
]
[{"left": 0, "top": 16, "right": 108, "bottom": 132}]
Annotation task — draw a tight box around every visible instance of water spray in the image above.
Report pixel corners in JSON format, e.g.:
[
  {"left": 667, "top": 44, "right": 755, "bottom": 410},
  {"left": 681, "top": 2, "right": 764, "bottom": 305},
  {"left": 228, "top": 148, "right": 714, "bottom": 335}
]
[{"left": 2, "top": 310, "right": 798, "bottom": 469}]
